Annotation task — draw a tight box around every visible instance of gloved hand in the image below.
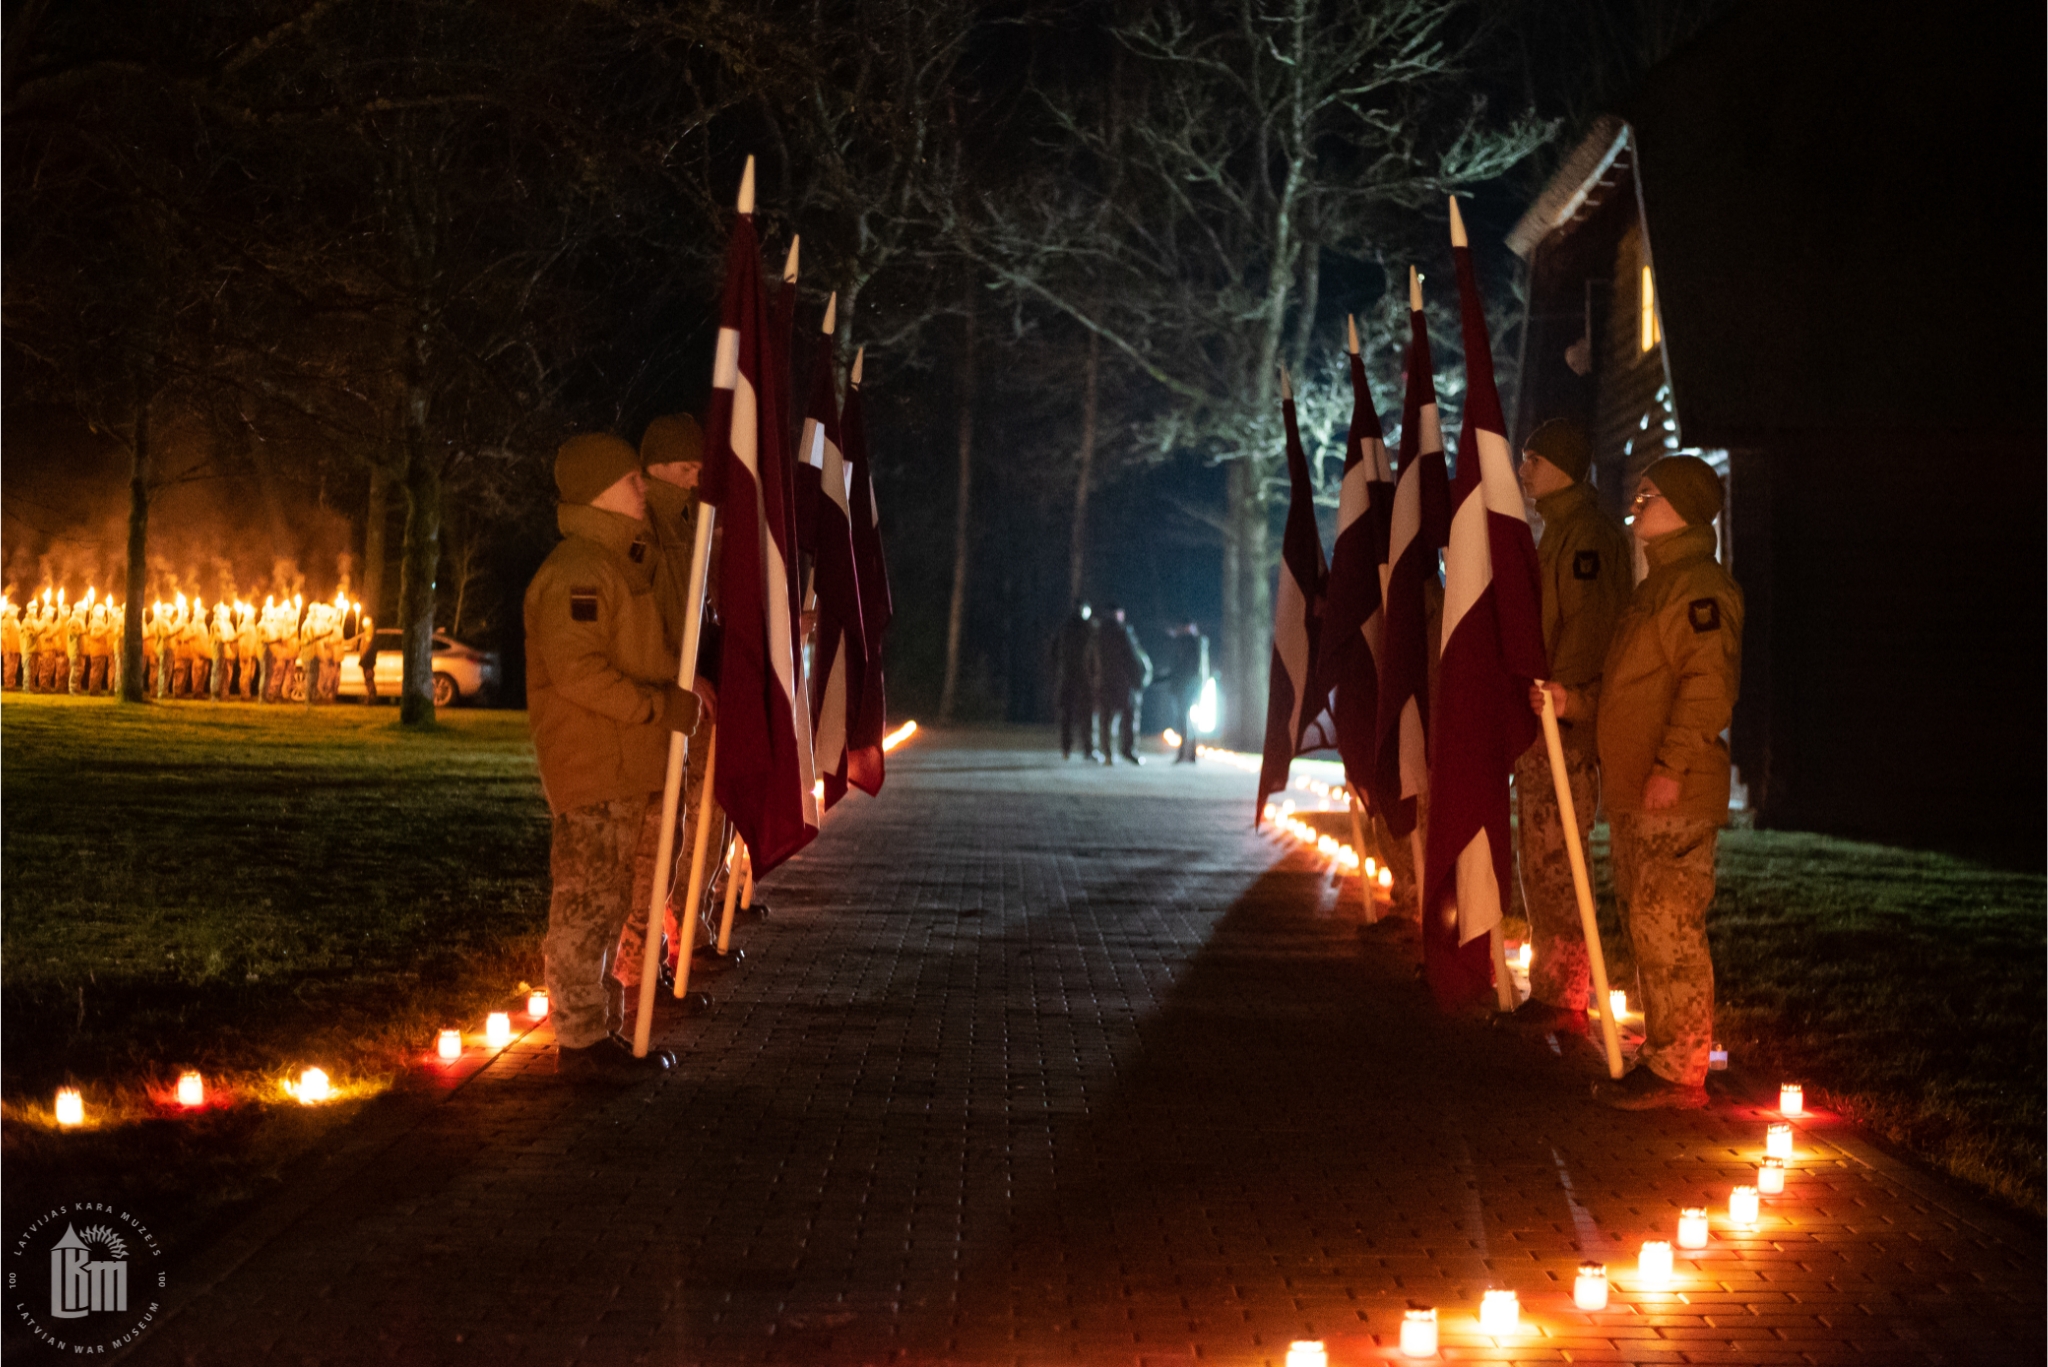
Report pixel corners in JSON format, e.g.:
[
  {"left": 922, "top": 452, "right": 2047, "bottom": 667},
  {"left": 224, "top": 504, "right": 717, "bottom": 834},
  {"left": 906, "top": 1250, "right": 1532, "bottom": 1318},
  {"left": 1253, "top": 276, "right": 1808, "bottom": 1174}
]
[{"left": 661, "top": 682, "right": 703, "bottom": 735}]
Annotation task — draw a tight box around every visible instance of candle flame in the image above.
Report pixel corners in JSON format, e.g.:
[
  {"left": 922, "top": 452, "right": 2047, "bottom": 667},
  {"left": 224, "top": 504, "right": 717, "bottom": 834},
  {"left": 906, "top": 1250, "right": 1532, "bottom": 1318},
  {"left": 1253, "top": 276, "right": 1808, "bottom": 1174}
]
[{"left": 881, "top": 719, "right": 919, "bottom": 751}]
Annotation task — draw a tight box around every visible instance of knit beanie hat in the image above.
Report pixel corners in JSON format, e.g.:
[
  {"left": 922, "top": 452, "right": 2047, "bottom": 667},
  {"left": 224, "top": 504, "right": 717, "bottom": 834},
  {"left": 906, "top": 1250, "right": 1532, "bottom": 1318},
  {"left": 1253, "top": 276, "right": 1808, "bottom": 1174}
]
[
  {"left": 1522, "top": 418, "right": 1591, "bottom": 483},
  {"left": 555, "top": 433, "right": 640, "bottom": 505},
  {"left": 640, "top": 413, "right": 705, "bottom": 468},
  {"left": 1643, "top": 455, "right": 1723, "bottom": 527}
]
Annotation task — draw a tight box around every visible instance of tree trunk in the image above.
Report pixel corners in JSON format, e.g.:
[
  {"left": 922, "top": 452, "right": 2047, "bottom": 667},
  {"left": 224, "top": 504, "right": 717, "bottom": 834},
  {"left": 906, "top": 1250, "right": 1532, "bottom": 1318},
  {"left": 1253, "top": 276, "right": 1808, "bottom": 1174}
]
[
  {"left": 1067, "top": 331, "right": 1100, "bottom": 605},
  {"left": 396, "top": 437, "right": 441, "bottom": 727},
  {"left": 939, "top": 300, "right": 976, "bottom": 721},
  {"left": 1224, "top": 455, "right": 1272, "bottom": 750},
  {"left": 361, "top": 463, "right": 391, "bottom": 625},
  {"left": 118, "top": 393, "right": 151, "bottom": 703}
]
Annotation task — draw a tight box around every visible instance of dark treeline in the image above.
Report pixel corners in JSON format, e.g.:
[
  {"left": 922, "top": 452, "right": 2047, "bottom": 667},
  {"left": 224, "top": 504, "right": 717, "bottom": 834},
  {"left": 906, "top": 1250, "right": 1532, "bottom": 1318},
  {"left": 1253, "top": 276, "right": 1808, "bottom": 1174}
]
[{"left": 3, "top": 0, "right": 1723, "bottom": 738}]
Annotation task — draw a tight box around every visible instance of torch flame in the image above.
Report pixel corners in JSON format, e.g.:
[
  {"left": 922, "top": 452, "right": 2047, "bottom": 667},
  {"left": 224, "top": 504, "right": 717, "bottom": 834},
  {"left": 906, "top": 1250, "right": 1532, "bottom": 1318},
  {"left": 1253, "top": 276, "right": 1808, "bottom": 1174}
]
[{"left": 881, "top": 720, "right": 919, "bottom": 752}]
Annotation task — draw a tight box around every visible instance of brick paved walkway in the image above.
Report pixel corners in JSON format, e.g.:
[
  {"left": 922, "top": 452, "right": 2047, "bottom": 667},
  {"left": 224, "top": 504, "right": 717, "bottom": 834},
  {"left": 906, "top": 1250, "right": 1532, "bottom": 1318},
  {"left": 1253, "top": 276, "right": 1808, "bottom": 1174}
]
[{"left": 124, "top": 730, "right": 2043, "bottom": 1366}]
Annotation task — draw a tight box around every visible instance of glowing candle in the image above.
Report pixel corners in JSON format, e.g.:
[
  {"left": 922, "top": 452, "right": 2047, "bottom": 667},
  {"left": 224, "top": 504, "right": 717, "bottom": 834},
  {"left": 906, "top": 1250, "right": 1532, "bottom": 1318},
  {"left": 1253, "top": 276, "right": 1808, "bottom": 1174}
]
[
  {"left": 1637, "top": 1240, "right": 1673, "bottom": 1289},
  {"left": 1317, "top": 835, "right": 1338, "bottom": 856},
  {"left": 1609, "top": 989, "right": 1628, "bottom": 1019},
  {"left": 1377, "top": 867, "right": 1393, "bottom": 893},
  {"left": 1284, "top": 1342, "right": 1328, "bottom": 1367},
  {"left": 295, "top": 1068, "right": 331, "bottom": 1104},
  {"left": 485, "top": 1012, "right": 512, "bottom": 1048},
  {"left": 1779, "top": 1083, "right": 1804, "bottom": 1117},
  {"left": 54, "top": 1088, "right": 84, "bottom": 1127},
  {"left": 1573, "top": 1262, "right": 1609, "bottom": 1310},
  {"left": 1676, "top": 1207, "right": 1709, "bottom": 1249},
  {"left": 1757, "top": 1157, "right": 1786, "bottom": 1194},
  {"left": 1766, "top": 1122, "right": 1794, "bottom": 1161},
  {"left": 1516, "top": 942, "right": 1533, "bottom": 973},
  {"left": 1478, "top": 1289, "right": 1520, "bottom": 1334},
  {"left": 1365, "top": 857, "right": 1378, "bottom": 878},
  {"left": 1708, "top": 1044, "right": 1729, "bottom": 1071},
  {"left": 1399, "top": 1307, "right": 1438, "bottom": 1358},
  {"left": 176, "top": 1071, "right": 205, "bottom": 1108},
  {"left": 527, "top": 991, "right": 549, "bottom": 1019},
  {"left": 1729, "top": 1185, "right": 1759, "bottom": 1228},
  {"left": 437, "top": 1029, "right": 462, "bottom": 1061}
]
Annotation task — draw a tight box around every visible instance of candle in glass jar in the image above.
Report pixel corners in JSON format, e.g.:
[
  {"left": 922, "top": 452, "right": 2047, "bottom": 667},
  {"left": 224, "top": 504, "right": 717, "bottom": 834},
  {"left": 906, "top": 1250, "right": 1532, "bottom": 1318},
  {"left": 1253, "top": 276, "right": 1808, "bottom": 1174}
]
[
  {"left": 1766, "top": 1122, "right": 1794, "bottom": 1160},
  {"left": 1284, "top": 1342, "right": 1327, "bottom": 1367},
  {"left": 527, "top": 990, "right": 549, "bottom": 1019},
  {"left": 54, "top": 1088, "right": 85, "bottom": 1127},
  {"left": 485, "top": 1012, "right": 512, "bottom": 1048},
  {"left": 1637, "top": 1240, "right": 1673, "bottom": 1289},
  {"left": 1779, "top": 1083, "right": 1804, "bottom": 1117},
  {"left": 1729, "top": 1185, "right": 1760, "bottom": 1228},
  {"left": 1478, "top": 1289, "right": 1520, "bottom": 1334},
  {"left": 1757, "top": 1157, "right": 1786, "bottom": 1194},
  {"left": 176, "top": 1071, "right": 206, "bottom": 1108},
  {"left": 437, "top": 1029, "right": 462, "bottom": 1061},
  {"left": 1676, "top": 1207, "right": 1709, "bottom": 1249},
  {"left": 1399, "top": 1307, "right": 1438, "bottom": 1358},
  {"left": 1608, "top": 989, "right": 1628, "bottom": 1019},
  {"left": 1573, "top": 1262, "right": 1609, "bottom": 1310}
]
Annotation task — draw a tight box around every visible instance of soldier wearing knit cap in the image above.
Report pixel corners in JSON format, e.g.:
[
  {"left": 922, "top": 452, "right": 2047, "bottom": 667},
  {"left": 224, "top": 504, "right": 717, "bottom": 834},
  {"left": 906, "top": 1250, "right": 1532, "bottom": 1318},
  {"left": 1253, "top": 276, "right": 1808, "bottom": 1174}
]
[
  {"left": 526, "top": 431, "right": 713, "bottom": 1084},
  {"left": 1515, "top": 418, "right": 1632, "bottom": 1031},
  {"left": 1565, "top": 454, "right": 1742, "bottom": 1110}
]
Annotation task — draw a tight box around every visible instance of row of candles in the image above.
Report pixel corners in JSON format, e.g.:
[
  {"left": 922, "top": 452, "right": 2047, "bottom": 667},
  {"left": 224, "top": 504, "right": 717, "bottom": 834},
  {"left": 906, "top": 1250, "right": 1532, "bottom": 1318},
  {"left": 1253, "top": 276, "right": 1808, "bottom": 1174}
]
[
  {"left": 1276, "top": 1084, "right": 1811, "bottom": 1361},
  {"left": 48, "top": 989, "right": 554, "bottom": 1128}
]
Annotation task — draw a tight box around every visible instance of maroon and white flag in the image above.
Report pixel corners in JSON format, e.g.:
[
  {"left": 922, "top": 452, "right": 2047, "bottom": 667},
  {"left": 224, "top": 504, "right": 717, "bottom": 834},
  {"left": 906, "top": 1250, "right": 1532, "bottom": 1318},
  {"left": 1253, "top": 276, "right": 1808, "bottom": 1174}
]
[
  {"left": 801, "top": 298, "right": 868, "bottom": 811},
  {"left": 1374, "top": 267, "right": 1451, "bottom": 835},
  {"left": 1257, "top": 368, "right": 1331, "bottom": 824},
  {"left": 1316, "top": 315, "right": 1395, "bottom": 796},
  {"left": 700, "top": 175, "right": 818, "bottom": 876},
  {"left": 842, "top": 346, "right": 891, "bottom": 796},
  {"left": 770, "top": 236, "right": 821, "bottom": 816},
  {"left": 1422, "top": 198, "right": 1549, "bottom": 1007}
]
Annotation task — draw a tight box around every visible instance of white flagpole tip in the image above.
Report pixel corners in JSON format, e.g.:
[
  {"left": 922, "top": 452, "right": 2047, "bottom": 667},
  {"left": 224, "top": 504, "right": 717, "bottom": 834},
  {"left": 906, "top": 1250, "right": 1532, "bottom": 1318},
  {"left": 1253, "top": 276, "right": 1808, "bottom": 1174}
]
[
  {"left": 822, "top": 291, "right": 837, "bottom": 335},
  {"left": 1448, "top": 194, "right": 1468, "bottom": 248},
  {"left": 1278, "top": 366, "right": 1293, "bottom": 402},
  {"left": 782, "top": 235, "right": 800, "bottom": 283},
  {"left": 852, "top": 345, "right": 865, "bottom": 386},
  {"left": 1346, "top": 314, "right": 1360, "bottom": 356},
  {"left": 1409, "top": 265, "right": 1423, "bottom": 312},
  {"left": 737, "top": 155, "right": 756, "bottom": 215}
]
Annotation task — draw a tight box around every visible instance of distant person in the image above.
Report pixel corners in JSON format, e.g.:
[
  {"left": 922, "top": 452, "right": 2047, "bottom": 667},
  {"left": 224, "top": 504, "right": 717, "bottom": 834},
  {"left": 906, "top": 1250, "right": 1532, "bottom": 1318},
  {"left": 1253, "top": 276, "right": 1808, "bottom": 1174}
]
[
  {"left": 1093, "top": 603, "right": 1151, "bottom": 765},
  {"left": 63, "top": 600, "right": 85, "bottom": 694},
  {"left": 234, "top": 602, "right": 262, "bottom": 698},
  {"left": 84, "top": 603, "right": 115, "bottom": 694},
  {"left": 526, "top": 432, "right": 710, "bottom": 1084},
  {"left": 357, "top": 616, "right": 380, "bottom": 702},
  {"left": 1557, "top": 456, "right": 1741, "bottom": 1111},
  {"left": 209, "top": 600, "right": 237, "bottom": 701},
  {"left": 1051, "top": 602, "right": 1100, "bottom": 761},
  {"left": 1511, "top": 420, "right": 1630, "bottom": 1032},
  {"left": 1157, "top": 621, "right": 1208, "bottom": 764},
  {"left": 2, "top": 598, "right": 22, "bottom": 690}
]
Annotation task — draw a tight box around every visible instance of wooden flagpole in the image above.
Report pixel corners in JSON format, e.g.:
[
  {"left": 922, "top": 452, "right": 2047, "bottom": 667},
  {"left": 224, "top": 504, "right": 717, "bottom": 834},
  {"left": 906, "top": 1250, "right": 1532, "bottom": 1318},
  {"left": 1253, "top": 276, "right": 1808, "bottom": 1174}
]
[
  {"left": 627, "top": 157, "right": 750, "bottom": 1058},
  {"left": 1345, "top": 785, "right": 1375, "bottom": 923},
  {"left": 672, "top": 729, "right": 720, "bottom": 1001},
  {"left": 715, "top": 836, "right": 744, "bottom": 954},
  {"left": 1538, "top": 682, "right": 1624, "bottom": 1077}
]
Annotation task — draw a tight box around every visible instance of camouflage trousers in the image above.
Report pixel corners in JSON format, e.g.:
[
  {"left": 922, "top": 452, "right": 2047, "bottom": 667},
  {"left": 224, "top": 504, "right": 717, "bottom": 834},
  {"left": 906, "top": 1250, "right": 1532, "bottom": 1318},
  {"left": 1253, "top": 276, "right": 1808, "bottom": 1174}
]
[
  {"left": 1514, "top": 742, "right": 1601, "bottom": 1010},
  {"left": 611, "top": 726, "right": 714, "bottom": 993},
  {"left": 1610, "top": 811, "right": 1720, "bottom": 1087},
  {"left": 545, "top": 794, "right": 664, "bottom": 1049}
]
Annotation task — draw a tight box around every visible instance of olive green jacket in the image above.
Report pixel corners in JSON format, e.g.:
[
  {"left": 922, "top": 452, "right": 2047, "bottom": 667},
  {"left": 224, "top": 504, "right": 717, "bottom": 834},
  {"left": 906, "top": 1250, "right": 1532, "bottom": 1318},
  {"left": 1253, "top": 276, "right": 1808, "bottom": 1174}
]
[
  {"left": 1592, "top": 524, "right": 1744, "bottom": 820},
  {"left": 1532, "top": 481, "right": 1632, "bottom": 755}
]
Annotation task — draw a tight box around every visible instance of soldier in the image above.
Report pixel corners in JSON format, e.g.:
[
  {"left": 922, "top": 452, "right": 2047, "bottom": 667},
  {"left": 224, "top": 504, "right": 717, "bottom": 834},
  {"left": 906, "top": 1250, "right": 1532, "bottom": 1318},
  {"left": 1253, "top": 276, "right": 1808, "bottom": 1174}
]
[
  {"left": 235, "top": 601, "right": 261, "bottom": 697},
  {"left": 1157, "top": 621, "right": 1209, "bottom": 764},
  {"left": 1515, "top": 420, "right": 1632, "bottom": 1030},
  {"left": 1093, "top": 602, "right": 1151, "bottom": 765},
  {"left": 257, "top": 599, "right": 283, "bottom": 701},
  {"left": 1564, "top": 455, "right": 1743, "bottom": 1111},
  {"left": 151, "top": 600, "right": 178, "bottom": 698},
  {"left": 296, "top": 599, "right": 328, "bottom": 702},
  {"left": 1, "top": 597, "right": 21, "bottom": 690},
  {"left": 1051, "top": 603, "right": 1100, "bottom": 761},
  {"left": 180, "top": 598, "right": 210, "bottom": 697},
  {"left": 356, "top": 615, "right": 380, "bottom": 702},
  {"left": 84, "top": 603, "right": 115, "bottom": 694},
  {"left": 209, "top": 600, "right": 237, "bottom": 700},
  {"left": 525, "top": 433, "right": 711, "bottom": 1083}
]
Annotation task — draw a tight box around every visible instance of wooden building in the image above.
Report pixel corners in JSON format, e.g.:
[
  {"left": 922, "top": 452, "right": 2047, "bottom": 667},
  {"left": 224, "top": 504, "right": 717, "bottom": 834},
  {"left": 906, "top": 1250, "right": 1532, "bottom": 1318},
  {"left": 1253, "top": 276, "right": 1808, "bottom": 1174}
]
[{"left": 1507, "top": 0, "right": 2043, "bottom": 862}]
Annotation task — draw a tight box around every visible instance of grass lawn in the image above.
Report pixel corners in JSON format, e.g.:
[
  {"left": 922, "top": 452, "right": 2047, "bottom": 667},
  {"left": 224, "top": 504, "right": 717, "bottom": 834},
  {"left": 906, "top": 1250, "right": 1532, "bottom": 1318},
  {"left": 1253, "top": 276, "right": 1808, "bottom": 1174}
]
[{"left": 2, "top": 695, "right": 554, "bottom": 1241}]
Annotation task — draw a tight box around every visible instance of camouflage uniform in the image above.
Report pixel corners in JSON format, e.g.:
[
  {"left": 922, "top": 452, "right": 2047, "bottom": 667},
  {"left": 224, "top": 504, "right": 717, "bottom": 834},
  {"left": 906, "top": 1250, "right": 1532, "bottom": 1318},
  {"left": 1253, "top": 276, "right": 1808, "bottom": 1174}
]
[
  {"left": 1609, "top": 811, "right": 1719, "bottom": 1084},
  {"left": 609, "top": 737, "right": 708, "bottom": 997},
  {"left": 1514, "top": 744, "right": 1599, "bottom": 1007},
  {"left": 544, "top": 795, "right": 664, "bottom": 1049}
]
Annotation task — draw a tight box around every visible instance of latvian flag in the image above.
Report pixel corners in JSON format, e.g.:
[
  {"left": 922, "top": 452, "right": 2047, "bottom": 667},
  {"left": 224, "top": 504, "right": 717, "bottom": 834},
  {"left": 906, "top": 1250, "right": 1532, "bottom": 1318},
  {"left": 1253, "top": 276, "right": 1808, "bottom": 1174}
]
[
  {"left": 842, "top": 346, "right": 891, "bottom": 796},
  {"left": 1257, "top": 367, "right": 1331, "bottom": 825},
  {"left": 700, "top": 162, "right": 818, "bottom": 875},
  {"left": 1422, "top": 198, "right": 1549, "bottom": 1008},
  {"left": 1374, "top": 266, "right": 1452, "bottom": 837},
  {"left": 801, "top": 299, "right": 868, "bottom": 810},
  {"left": 1316, "top": 315, "right": 1395, "bottom": 798}
]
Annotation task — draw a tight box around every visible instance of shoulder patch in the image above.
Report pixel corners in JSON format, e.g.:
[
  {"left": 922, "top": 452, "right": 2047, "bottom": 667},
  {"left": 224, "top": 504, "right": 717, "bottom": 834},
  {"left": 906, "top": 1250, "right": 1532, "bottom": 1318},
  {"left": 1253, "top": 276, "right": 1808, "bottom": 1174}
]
[
  {"left": 628, "top": 540, "right": 648, "bottom": 564},
  {"left": 1687, "top": 597, "right": 1720, "bottom": 633},
  {"left": 569, "top": 588, "right": 600, "bottom": 623},
  {"left": 1573, "top": 549, "right": 1601, "bottom": 580}
]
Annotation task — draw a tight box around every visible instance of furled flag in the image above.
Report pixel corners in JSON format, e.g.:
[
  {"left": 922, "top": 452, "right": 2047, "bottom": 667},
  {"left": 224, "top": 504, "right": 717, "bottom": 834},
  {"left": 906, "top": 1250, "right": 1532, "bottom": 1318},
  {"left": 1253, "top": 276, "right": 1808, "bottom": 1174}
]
[
  {"left": 1316, "top": 314, "right": 1396, "bottom": 797},
  {"left": 698, "top": 161, "right": 817, "bottom": 876},
  {"left": 1374, "top": 267, "right": 1452, "bottom": 837},
  {"left": 1422, "top": 197, "right": 1549, "bottom": 1008},
  {"left": 770, "top": 236, "right": 821, "bottom": 823},
  {"left": 842, "top": 346, "right": 891, "bottom": 796},
  {"left": 802, "top": 295, "right": 868, "bottom": 810},
  {"left": 1256, "top": 367, "right": 1332, "bottom": 825}
]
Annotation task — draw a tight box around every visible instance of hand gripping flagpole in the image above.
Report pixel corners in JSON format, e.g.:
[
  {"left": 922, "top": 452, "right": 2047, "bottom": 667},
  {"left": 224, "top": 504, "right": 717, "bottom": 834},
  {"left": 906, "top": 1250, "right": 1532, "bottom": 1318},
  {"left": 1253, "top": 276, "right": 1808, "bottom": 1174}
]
[
  {"left": 1538, "top": 682, "right": 1624, "bottom": 1078},
  {"left": 628, "top": 157, "right": 752, "bottom": 1059}
]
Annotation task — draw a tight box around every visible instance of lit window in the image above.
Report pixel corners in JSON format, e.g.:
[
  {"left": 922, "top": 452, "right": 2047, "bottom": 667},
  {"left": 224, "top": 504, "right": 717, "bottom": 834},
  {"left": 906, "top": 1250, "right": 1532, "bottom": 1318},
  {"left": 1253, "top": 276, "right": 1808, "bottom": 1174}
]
[{"left": 1640, "top": 265, "right": 1662, "bottom": 352}]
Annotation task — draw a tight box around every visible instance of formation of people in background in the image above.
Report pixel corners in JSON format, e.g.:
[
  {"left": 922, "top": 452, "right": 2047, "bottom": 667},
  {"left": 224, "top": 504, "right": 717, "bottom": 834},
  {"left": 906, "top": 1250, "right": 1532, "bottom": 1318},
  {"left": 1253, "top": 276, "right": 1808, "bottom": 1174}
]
[
  {"left": 0, "top": 588, "right": 367, "bottom": 703},
  {"left": 1050, "top": 601, "right": 1205, "bottom": 767}
]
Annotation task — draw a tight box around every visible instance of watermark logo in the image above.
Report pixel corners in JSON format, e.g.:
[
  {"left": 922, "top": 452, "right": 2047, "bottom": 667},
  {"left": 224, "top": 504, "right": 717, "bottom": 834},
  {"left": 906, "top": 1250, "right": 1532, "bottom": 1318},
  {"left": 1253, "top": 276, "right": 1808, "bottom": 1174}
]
[{"left": 9, "top": 1202, "right": 163, "bottom": 1354}]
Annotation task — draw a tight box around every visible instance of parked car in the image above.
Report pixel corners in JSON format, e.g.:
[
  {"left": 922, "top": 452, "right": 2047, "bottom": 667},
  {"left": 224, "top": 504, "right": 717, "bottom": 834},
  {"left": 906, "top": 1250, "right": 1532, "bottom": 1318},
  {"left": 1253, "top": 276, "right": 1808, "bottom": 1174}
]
[{"left": 317, "top": 629, "right": 499, "bottom": 706}]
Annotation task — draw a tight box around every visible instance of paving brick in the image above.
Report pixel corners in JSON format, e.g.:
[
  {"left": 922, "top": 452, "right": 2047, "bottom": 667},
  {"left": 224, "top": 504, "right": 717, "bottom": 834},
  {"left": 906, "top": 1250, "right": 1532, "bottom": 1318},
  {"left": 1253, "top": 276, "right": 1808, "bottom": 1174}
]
[{"left": 116, "top": 732, "right": 2044, "bottom": 1366}]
